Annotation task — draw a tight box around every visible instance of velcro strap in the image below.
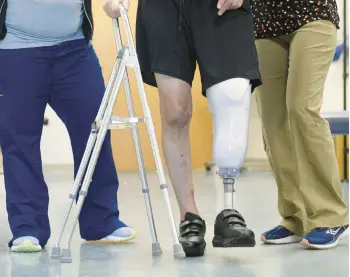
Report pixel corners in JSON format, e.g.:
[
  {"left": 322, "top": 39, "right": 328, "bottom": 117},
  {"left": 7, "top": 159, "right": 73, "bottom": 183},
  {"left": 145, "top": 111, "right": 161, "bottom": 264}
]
[
  {"left": 182, "top": 225, "right": 201, "bottom": 236},
  {"left": 180, "top": 219, "right": 204, "bottom": 229},
  {"left": 226, "top": 217, "right": 246, "bottom": 227},
  {"left": 222, "top": 210, "right": 246, "bottom": 227},
  {"left": 180, "top": 219, "right": 204, "bottom": 236}
]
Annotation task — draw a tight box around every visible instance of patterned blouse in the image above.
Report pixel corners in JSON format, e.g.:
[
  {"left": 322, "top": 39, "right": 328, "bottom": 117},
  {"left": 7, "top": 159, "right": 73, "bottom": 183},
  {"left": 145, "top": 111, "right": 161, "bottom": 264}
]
[{"left": 251, "top": 0, "right": 340, "bottom": 39}]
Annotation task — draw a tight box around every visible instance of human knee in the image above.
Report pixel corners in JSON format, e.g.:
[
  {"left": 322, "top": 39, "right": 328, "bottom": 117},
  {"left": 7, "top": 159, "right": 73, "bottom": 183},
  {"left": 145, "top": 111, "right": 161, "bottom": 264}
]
[
  {"left": 156, "top": 74, "right": 192, "bottom": 129},
  {"left": 206, "top": 78, "right": 252, "bottom": 169},
  {"left": 163, "top": 105, "right": 191, "bottom": 129},
  {"left": 160, "top": 94, "right": 192, "bottom": 129}
]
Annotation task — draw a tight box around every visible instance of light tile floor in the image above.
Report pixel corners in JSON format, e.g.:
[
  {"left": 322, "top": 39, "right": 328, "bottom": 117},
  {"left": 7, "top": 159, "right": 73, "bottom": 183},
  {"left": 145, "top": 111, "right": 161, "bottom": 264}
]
[{"left": 0, "top": 168, "right": 348, "bottom": 277}]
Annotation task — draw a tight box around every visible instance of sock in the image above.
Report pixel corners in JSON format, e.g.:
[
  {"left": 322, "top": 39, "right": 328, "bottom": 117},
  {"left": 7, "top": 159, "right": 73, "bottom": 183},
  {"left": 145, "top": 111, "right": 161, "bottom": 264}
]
[{"left": 13, "top": 236, "right": 39, "bottom": 246}]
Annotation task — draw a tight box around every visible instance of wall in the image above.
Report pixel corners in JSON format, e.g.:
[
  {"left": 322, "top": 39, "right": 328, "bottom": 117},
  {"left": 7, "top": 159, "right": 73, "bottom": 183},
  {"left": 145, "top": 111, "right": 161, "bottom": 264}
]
[
  {"left": 39, "top": 0, "right": 347, "bottom": 170},
  {"left": 324, "top": 0, "right": 347, "bottom": 112},
  {"left": 41, "top": 107, "right": 73, "bottom": 164}
]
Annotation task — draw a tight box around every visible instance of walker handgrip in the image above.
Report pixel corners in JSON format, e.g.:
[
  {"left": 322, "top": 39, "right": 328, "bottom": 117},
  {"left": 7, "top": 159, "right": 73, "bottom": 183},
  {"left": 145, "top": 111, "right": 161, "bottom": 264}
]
[
  {"left": 112, "top": 4, "right": 136, "bottom": 56},
  {"left": 119, "top": 4, "right": 128, "bottom": 19}
]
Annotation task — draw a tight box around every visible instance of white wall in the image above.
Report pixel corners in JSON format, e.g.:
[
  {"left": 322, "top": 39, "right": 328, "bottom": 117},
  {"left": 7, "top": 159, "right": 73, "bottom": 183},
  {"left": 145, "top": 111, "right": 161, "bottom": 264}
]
[
  {"left": 245, "top": 0, "right": 348, "bottom": 160},
  {"left": 323, "top": 0, "right": 348, "bottom": 111},
  {"left": 41, "top": 106, "right": 73, "bottom": 165}
]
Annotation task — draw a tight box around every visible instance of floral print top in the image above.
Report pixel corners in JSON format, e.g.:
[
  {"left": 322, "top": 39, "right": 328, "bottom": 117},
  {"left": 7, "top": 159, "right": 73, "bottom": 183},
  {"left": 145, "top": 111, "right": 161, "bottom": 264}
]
[{"left": 251, "top": 0, "right": 340, "bottom": 39}]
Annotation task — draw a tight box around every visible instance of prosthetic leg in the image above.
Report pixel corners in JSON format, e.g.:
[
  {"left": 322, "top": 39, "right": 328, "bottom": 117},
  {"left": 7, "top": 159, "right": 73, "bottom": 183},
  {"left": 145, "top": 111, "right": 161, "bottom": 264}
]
[
  {"left": 207, "top": 78, "right": 256, "bottom": 247},
  {"left": 51, "top": 6, "right": 185, "bottom": 263}
]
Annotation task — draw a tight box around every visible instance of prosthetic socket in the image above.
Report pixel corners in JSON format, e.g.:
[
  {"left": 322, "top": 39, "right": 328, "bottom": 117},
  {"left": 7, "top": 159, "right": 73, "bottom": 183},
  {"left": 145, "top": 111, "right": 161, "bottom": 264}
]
[{"left": 207, "top": 78, "right": 252, "bottom": 210}]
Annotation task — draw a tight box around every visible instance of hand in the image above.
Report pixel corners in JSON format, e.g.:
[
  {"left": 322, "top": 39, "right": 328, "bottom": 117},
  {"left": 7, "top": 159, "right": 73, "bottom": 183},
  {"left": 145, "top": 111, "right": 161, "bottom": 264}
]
[
  {"left": 103, "top": 0, "right": 130, "bottom": 18},
  {"left": 217, "top": 0, "right": 243, "bottom": 16}
]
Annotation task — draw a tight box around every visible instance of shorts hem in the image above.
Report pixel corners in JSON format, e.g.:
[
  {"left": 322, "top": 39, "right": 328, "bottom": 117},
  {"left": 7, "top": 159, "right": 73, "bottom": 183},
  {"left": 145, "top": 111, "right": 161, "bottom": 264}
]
[
  {"left": 140, "top": 68, "right": 262, "bottom": 97},
  {"left": 141, "top": 68, "right": 193, "bottom": 88},
  {"left": 203, "top": 75, "right": 262, "bottom": 96}
]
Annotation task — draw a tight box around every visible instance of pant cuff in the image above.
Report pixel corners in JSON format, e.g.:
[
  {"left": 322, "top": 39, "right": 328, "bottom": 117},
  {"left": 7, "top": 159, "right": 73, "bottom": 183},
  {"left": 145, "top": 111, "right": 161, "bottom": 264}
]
[
  {"left": 280, "top": 219, "right": 304, "bottom": 237},
  {"left": 305, "top": 214, "right": 349, "bottom": 233}
]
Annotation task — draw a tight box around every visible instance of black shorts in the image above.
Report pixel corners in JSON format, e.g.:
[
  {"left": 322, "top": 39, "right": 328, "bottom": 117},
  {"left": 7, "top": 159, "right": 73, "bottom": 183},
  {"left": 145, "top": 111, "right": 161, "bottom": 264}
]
[{"left": 136, "top": 0, "right": 262, "bottom": 96}]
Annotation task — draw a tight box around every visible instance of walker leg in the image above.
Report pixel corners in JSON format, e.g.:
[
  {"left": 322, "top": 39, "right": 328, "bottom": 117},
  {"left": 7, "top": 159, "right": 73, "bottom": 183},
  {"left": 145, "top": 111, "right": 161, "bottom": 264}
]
[
  {"left": 113, "top": 19, "right": 162, "bottom": 257},
  {"left": 118, "top": 12, "right": 185, "bottom": 259},
  {"left": 60, "top": 48, "right": 128, "bottom": 264},
  {"left": 122, "top": 70, "right": 162, "bottom": 256},
  {"left": 51, "top": 52, "right": 124, "bottom": 259},
  {"left": 134, "top": 68, "right": 185, "bottom": 259},
  {"left": 56, "top": 10, "right": 186, "bottom": 262}
]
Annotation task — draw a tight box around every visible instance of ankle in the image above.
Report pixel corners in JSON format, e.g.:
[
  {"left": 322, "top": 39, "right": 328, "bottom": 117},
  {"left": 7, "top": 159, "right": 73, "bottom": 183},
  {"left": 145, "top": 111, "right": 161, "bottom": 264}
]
[{"left": 181, "top": 210, "right": 200, "bottom": 221}]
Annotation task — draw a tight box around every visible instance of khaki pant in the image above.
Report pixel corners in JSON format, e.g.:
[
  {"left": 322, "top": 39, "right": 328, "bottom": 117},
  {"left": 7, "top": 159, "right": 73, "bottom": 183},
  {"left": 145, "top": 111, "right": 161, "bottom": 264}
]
[{"left": 255, "top": 20, "right": 349, "bottom": 236}]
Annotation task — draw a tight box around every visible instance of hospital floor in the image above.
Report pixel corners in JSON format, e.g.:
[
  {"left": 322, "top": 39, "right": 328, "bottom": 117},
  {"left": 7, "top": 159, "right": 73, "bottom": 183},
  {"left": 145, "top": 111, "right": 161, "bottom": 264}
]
[{"left": 0, "top": 167, "right": 348, "bottom": 277}]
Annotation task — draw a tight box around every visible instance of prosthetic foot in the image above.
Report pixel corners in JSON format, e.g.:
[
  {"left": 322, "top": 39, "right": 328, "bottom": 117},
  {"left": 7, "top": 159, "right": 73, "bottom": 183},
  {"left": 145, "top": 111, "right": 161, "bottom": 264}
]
[
  {"left": 207, "top": 78, "right": 256, "bottom": 248},
  {"left": 212, "top": 171, "right": 255, "bottom": 247}
]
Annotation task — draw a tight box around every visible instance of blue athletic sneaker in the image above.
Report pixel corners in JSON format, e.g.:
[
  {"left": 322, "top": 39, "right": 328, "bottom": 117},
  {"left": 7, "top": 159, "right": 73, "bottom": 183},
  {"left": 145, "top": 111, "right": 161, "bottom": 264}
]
[
  {"left": 301, "top": 225, "right": 349, "bottom": 250},
  {"left": 261, "top": 226, "right": 302, "bottom": 244}
]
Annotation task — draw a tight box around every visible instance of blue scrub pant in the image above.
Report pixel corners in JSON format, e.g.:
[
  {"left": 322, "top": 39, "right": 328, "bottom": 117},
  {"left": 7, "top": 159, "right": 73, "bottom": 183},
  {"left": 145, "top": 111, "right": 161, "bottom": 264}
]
[{"left": 0, "top": 39, "right": 122, "bottom": 248}]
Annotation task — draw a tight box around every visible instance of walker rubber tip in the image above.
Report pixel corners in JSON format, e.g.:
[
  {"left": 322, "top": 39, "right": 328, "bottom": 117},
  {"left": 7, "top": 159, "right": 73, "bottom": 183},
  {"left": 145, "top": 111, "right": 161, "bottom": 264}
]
[
  {"left": 60, "top": 248, "right": 72, "bottom": 263},
  {"left": 51, "top": 247, "right": 61, "bottom": 259},
  {"left": 173, "top": 244, "right": 186, "bottom": 259},
  {"left": 152, "top": 242, "right": 162, "bottom": 256}
]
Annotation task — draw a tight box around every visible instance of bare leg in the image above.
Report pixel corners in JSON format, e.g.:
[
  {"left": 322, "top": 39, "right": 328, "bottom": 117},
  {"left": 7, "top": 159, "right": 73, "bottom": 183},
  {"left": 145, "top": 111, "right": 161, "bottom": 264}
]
[{"left": 155, "top": 74, "right": 198, "bottom": 219}]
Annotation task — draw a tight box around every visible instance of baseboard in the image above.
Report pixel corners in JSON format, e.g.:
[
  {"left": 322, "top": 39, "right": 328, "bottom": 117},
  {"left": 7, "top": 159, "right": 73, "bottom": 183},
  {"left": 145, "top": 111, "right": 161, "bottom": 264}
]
[
  {"left": 39, "top": 159, "right": 272, "bottom": 176},
  {"left": 203, "top": 158, "right": 272, "bottom": 173}
]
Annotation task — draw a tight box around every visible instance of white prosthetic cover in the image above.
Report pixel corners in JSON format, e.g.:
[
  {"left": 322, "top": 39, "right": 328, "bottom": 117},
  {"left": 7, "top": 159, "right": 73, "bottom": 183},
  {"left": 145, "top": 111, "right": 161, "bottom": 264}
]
[
  {"left": 207, "top": 78, "right": 252, "bottom": 209},
  {"left": 207, "top": 78, "right": 251, "bottom": 171}
]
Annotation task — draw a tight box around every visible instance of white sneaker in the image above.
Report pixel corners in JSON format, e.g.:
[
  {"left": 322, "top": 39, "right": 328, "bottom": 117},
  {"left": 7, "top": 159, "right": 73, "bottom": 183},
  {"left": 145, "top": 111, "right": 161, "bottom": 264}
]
[
  {"left": 11, "top": 237, "right": 42, "bottom": 253},
  {"left": 88, "top": 227, "right": 136, "bottom": 244}
]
